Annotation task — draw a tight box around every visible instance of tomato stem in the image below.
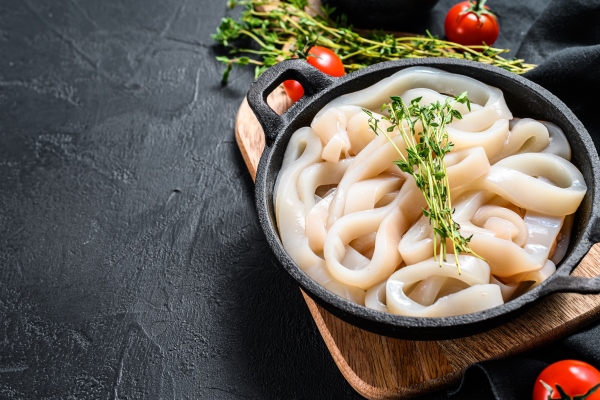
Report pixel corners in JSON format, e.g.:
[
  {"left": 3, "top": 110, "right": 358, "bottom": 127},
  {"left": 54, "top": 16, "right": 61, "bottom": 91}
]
[
  {"left": 461, "top": 0, "right": 496, "bottom": 26},
  {"left": 473, "top": 0, "right": 486, "bottom": 12}
]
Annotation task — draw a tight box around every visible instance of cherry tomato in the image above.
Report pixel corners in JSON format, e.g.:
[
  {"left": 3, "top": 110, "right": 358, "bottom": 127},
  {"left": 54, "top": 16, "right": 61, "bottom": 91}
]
[
  {"left": 444, "top": 0, "right": 499, "bottom": 46},
  {"left": 282, "top": 80, "right": 304, "bottom": 103},
  {"left": 532, "top": 360, "right": 600, "bottom": 400},
  {"left": 283, "top": 46, "right": 345, "bottom": 102}
]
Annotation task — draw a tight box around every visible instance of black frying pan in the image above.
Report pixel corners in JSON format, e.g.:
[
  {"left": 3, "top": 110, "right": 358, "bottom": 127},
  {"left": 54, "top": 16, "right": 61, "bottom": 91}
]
[{"left": 248, "top": 58, "right": 600, "bottom": 340}]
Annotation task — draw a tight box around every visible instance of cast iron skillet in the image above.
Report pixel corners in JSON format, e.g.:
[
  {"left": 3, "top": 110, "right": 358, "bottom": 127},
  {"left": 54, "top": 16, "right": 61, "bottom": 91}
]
[{"left": 247, "top": 58, "right": 600, "bottom": 340}]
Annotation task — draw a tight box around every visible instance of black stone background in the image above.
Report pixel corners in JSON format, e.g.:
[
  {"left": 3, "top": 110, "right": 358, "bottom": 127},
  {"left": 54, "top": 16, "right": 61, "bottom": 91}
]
[{"left": 0, "top": 0, "right": 599, "bottom": 399}]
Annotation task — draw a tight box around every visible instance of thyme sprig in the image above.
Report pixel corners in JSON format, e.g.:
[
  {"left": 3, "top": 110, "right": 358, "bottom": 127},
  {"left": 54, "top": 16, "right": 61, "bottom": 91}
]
[
  {"left": 363, "top": 93, "right": 481, "bottom": 272},
  {"left": 212, "top": 0, "right": 535, "bottom": 83}
]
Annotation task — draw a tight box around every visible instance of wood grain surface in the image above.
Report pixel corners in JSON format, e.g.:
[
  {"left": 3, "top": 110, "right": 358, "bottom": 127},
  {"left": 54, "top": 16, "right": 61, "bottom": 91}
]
[{"left": 235, "top": 84, "right": 600, "bottom": 399}]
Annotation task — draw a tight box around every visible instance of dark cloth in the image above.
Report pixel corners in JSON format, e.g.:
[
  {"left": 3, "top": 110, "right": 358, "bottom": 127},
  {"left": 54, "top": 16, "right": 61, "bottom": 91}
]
[
  {"left": 521, "top": 0, "right": 600, "bottom": 151},
  {"left": 431, "top": 320, "right": 600, "bottom": 399}
]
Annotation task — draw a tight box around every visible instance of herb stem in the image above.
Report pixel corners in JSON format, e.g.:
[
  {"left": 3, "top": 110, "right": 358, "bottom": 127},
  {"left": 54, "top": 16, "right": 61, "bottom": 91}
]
[
  {"left": 238, "top": 29, "right": 271, "bottom": 49},
  {"left": 364, "top": 93, "right": 483, "bottom": 272},
  {"left": 212, "top": 0, "right": 535, "bottom": 84}
]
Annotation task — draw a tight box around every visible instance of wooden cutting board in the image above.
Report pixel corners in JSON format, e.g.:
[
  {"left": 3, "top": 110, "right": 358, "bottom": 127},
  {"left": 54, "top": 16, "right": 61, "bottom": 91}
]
[{"left": 235, "top": 84, "right": 600, "bottom": 399}]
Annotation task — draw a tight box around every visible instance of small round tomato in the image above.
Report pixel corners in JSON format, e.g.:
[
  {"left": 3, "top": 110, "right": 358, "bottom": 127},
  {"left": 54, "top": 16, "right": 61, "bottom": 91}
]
[
  {"left": 282, "top": 80, "right": 304, "bottom": 102},
  {"left": 444, "top": 0, "right": 499, "bottom": 46},
  {"left": 532, "top": 360, "right": 600, "bottom": 400},
  {"left": 283, "top": 46, "right": 345, "bottom": 102}
]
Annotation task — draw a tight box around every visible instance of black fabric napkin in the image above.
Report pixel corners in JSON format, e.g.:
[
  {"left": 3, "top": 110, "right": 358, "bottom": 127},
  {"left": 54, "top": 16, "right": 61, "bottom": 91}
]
[
  {"left": 423, "top": 0, "right": 600, "bottom": 398},
  {"left": 427, "top": 320, "right": 600, "bottom": 399},
  {"left": 521, "top": 0, "right": 600, "bottom": 151}
]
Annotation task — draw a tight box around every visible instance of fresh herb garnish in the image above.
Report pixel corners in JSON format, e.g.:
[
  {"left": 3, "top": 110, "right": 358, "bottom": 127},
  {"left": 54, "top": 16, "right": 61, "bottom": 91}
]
[
  {"left": 212, "top": 0, "right": 535, "bottom": 83},
  {"left": 363, "top": 93, "right": 480, "bottom": 272}
]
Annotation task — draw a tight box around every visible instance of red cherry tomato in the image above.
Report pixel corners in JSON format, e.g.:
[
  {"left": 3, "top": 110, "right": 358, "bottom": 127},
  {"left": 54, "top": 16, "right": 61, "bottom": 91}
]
[
  {"left": 283, "top": 46, "right": 345, "bottom": 102},
  {"left": 444, "top": 0, "right": 499, "bottom": 46},
  {"left": 282, "top": 80, "right": 304, "bottom": 103},
  {"left": 532, "top": 360, "right": 600, "bottom": 400}
]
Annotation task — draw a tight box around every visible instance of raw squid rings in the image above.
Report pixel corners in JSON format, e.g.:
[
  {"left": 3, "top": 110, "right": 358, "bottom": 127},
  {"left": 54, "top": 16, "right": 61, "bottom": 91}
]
[{"left": 274, "top": 67, "right": 587, "bottom": 318}]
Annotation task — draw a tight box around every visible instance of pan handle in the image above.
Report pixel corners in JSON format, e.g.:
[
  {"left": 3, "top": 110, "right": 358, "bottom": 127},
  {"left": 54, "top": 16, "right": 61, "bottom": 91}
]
[
  {"left": 538, "top": 242, "right": 600, "bottom": 296},
  {"left": 247, "top": 59, "right": 335, "bottom": 145}
]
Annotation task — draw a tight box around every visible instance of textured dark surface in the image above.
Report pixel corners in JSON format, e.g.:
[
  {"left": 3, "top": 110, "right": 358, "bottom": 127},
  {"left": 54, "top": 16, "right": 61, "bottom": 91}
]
[
  {"left": 0, "top": 0, "right": 359, "bottom": 398},
  {"left": 0, "top": 0, "right": 599, "bottom": 399}
]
